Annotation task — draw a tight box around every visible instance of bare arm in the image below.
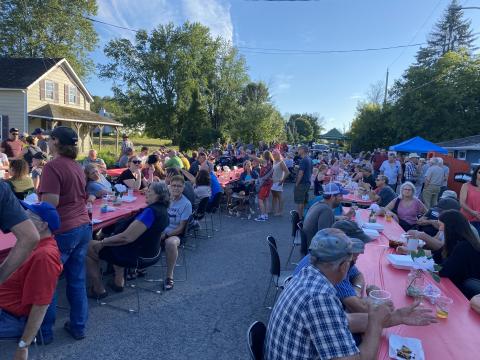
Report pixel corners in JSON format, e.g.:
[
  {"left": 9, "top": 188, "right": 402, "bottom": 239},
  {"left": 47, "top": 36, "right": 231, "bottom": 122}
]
[
  {"left": 280, "top": 161, "right": 290, "bottom": 182},
  {"left": 459, "top": 183, "right": 478, "bottom": 218},
  {"left": 165, "top": 220, "right": 188, "bottom": 238},
  {"left": 408, "top": 229, "right": 444, "bottom": 251},
  {"left": 123, "top": 178, "right": 141, "bottom": 190},
  {"left": 181, "top": 168, "right": 196, "bottom": 184},
  {"left": 0, "top": 219, "right": 40, "bottom": 284}
]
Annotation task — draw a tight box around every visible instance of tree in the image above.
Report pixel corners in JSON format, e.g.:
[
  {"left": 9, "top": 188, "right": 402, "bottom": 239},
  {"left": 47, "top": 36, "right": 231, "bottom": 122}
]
[
  {"left": 416, "top": 0, "right": 476, "bottom": 66},
  {"left": 287, "top": 113, "right": 324, "bottom": 142},
  {"left": 365, "top": 80, "right": 385, "bottom": 105},
  {"left": 90, "top": 96, "right": 126, "bottom": 118},
  {"left": 241, "top": 82, "right": 270, "bottom": 105},
  {"left": 294, "top": 117, "right": 313, "bottom": 142},
  {"left": 0, "top": 0, "right": 98, "bottom": 78}
]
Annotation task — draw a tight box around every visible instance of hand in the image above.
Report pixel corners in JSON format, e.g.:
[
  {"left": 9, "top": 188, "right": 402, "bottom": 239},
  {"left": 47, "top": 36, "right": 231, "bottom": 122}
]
[
  {"left": 368, "top": 302, "right": 393, "bottom": 328},
  {"left": 474, "top": 211, "right": 480, "bottom": 220},
  {"left": 365, "top": 284, "right": 380, "bottom": 297},
  {"left": 407, "top": 229, "right": 421, "bottom": 239},
  {"left": 416, "top": 217, "right": 428, "bottom": 226},
  {"left": 395, "top": 246, "right": 410, "bottom": 255},
  {"left": 13, "top": 347, "right": 28, "bottom": 360},
  {"left": 390, "top": 301, "right": 438, "bottom": 327}
]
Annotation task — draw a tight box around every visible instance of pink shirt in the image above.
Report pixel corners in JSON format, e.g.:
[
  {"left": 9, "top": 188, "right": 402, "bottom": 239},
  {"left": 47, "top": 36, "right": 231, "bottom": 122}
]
[
  {"left": 397, "top": 198, "right": 424, "bottom": 225},
  {"left": 461, "top": 183, "right": 480, "bottom": 222}
]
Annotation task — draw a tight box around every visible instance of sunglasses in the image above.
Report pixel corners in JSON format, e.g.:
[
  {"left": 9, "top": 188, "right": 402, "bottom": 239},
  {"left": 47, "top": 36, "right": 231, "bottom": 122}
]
[{"left": 131, "top": 160, "right": 142, "bottom": 164}]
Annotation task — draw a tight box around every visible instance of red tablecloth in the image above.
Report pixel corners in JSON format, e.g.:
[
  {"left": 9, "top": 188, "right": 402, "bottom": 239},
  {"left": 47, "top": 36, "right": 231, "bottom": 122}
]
[
  {"left": 215, "top": 168, "right": 244, "bottom": 187},
  {"left": 106, "top": 168, "right": 127, "bottom": 178},
  {"left": 0, "top": 194, "right": 147, "bottom": 262},
  {"left": 343, "top": 193, "right": 374, "bottom": 206},
  {"left": 354, "top": 209, "right": 480, "bottom": 359}
]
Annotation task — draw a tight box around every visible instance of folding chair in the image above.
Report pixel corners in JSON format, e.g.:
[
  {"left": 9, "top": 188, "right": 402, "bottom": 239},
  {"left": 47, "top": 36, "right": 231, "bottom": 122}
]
[
  {"left": 206, "top": 192, "right": 223, "bottom": 233},
  {"left": 247, "top": 321, "right": 266, "bottom": 360},
  {"left": 285, "top": 210, "right": 301, "bottom": 267},
  {"left": 190, "top": 197, "right": 211, "bottom": 242},
  {"left": 263, "top": 235, "right": 292, "bottom": 309}
]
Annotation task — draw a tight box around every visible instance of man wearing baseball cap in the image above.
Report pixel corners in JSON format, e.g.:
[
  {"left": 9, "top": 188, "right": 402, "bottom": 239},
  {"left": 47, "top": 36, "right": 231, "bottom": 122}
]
[
  {"left": 303, "top": 183, "right": 354, "bottom": 247},
  {"left": 1, "top": 128, "right": 23, "bottom": 160},
  {"left": 0, "top": 202, "right": 62, "bottom": 358},
  {"left": 404, "top": 153, "right": 419, "bottom": 184},
  {"left": 31, "top": 128, "right": 49, "bottom": 154},
  {"left": 265, "top": 228, "right": 437, "bottom": 360}
]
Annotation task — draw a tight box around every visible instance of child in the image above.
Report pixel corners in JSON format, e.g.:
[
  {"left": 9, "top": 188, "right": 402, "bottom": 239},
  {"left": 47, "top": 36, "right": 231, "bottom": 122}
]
[{"left": 31, "top": 151, "right": 47, "bottom": 190}]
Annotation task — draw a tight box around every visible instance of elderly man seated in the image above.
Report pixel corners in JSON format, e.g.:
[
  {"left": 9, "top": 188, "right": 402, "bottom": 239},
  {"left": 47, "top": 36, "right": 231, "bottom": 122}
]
[
  {"left": 83, "top": 149, "right": 107, "bottom": 173},
  {"left": 0, "top": 202, "right": 62, "bottom": 359},
  {"left": 264, "top": 228, "right": 437, "bottom": 360}
]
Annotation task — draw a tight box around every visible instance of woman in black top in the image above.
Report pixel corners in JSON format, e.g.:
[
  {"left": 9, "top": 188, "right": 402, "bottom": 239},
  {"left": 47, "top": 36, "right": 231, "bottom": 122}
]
[
  {"left": 86, "top": 182, "right": 170, "bottom": 298},
  {"left": 116, "top": 155, "right": 148, "bottom": 190},
  {"left": 437, "top": 210, "right": 480, "bottom": 296}
]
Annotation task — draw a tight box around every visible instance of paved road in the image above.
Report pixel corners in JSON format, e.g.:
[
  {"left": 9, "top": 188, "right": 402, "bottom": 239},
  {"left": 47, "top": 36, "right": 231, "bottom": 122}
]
[{"left": 1, "top": 184, "right": 301, "bottom": 360}]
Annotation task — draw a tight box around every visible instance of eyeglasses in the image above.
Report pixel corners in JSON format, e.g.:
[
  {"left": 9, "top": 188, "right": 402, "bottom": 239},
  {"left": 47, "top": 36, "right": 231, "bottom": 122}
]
[
  {"left": 170, "top": 184, "right": 183, "bottom": 188},
  {"left": 132, "top": 160, "right": 142, "bottom": 164}
]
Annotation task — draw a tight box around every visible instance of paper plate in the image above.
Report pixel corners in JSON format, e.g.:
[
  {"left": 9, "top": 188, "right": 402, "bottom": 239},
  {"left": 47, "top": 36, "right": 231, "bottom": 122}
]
[
  {"left": 362, "top": 222, "right": 384, "bottom": 231},
  {"left": 386, "top": 254, "right": 416, "bottom": 270},
  {"left": 389, "top": 334, "right": 425, "bottom": 360}
]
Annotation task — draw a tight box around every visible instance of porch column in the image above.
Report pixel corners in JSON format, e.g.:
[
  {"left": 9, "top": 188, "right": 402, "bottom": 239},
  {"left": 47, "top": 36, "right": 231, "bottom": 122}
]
[
  {"left": 98, "top": 125, "right": 104, "bottom": 151},
  {"left": 73, "top": 122, "right": 83, "bottom": 152},
  {"left": 52, "top": 120, "right": 58, "bottom": 129}
]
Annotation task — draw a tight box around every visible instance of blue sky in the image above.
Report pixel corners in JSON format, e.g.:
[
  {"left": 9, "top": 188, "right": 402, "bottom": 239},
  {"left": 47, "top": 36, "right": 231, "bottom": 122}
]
[{"left": 87, "top": 0, "right": 480, "bottom": 132}]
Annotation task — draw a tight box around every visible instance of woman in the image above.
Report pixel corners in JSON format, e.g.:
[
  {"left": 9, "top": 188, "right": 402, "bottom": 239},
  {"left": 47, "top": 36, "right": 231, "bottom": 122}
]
[
  {"left": 351, "top": 164, "right": 363, "bottom": 182},
  {"left": 85, "top": 163, "right": 112, "bottom": 198},
  {"left": 142, "top": 154, "right": 165, "bottom": 183},
  {"left": 22, "top": 136, "right": 41, "bottom": 170},
  {"left": 381, "top": 181, "right": 426, "bottom": 231},
  {"left": 437, "top": 210, "right": 480, "bottom": 295},
  {"left": 118, "top": 147, "right": 134, "bottom": 168},
  {"left": 459, "top": 165, "right": 480, "bottom": 233},
  {"left": 271, "top": 150, "right": 290, "bottom": 216},
  {"left": 6, "top": 159, "right": 34, "bottom": 199},
  {"left": 31, "top": 151, "right": 47, "bottom": 190},
  {"left": 254, "top": 151, "right": 274, "bottom": 222},
  {"left": 116, "top": 156, "right": 148, "bottom": 190},
  {"left": 0, "top": 145, "right": 10, "bottom": 179},
  {"left": 86, "top": 182, "right": 170, "bottom": 297},
  {"left": 313, "top": 164, "right": 328, "bottom": 196},
  {"left": 181, "top": 167, "right": 212, "bottom": 207}
]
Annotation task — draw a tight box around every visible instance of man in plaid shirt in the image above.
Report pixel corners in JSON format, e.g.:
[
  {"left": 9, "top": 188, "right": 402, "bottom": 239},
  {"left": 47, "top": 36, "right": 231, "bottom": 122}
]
[
  {"left": 264, "top": 228, "right": 437, "bottom": 360},
  {"left": 404, "top": 153, "right": 420, "bottom": 183}
]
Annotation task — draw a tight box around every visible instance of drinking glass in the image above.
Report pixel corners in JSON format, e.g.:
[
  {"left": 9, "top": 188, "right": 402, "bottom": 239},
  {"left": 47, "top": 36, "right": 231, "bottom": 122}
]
[
  {"left": 436, "top": 296, "right": 453, "bottom": 319},
  {"left": 368, "top": 290, "right": 391, "bottom": 306},
  {"left": 127, "top": 189, "right": 134, "bottom": 198}
]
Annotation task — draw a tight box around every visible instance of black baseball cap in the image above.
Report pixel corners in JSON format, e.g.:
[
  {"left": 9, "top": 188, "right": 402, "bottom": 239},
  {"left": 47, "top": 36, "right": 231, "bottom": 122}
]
[
  {"left": 33, "top": 151, "right": 47, "bottom": 160},
  {"left": 31, "top": 128, "right": 45, "bottom": 135},
  {"left": 9, "top": 128, "right": 19, "bottom": 133},
  {"left": 46, "top": 126, "right": 78, "bottom": 145}
]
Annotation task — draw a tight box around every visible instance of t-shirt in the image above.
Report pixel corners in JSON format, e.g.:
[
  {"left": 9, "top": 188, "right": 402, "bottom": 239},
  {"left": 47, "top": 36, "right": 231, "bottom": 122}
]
[
  {"left": 38, "top": 156, "right": 89, "bottom": 233},
  {"left": 395, "top": 198, "right": 424, "bottom": 225},
  {"left": 1, "top": 139, "right": 23, "bottom": 158},
  {"left": 83, "top": 157, "right": 106, "bottom": 169},
  {"left": 194, "top": 185, "right": 211, "bottom": 206},
  {"left": 8, "top": 177, "right": 34, "bottom": 194},
  {"left": 439, "top": 241, "right": 480, "bottom": 290},
  {"left": 373, "top": 153, "right": 388, "bottom": 171},
  {"left": 298, "top": 156, "right": 313, "bottom": 185},
  {"left": 37, "top": 139, "right": 49, "bottom": 154},
  {"left": 209, "top": 172, "right": 223, "bottom": 203},
  {"left": 23, "top": 145, "right": 41, "bottom": 169},
  {"left": 86, "top": 180, "right": 111, "bottom": 198},
  {"left": 0, "top": 181, "right": 28, "bottom": 232},
  {"left": 135, "top": 207, "right": 155, "bottom": 229},
  {"left": 165, "top": 156, "right": 184, "bottom": 169},
  {"left": 116, "top": 168, "right": 145, "bottom": 190},
  {"left": 303, "top": 201, "right": 335, "bottom": 246},
  {"left": 0, "top": 237, "right": 62, "bottom": 317},
  {"left": 165, "top": 195, "right": 192, "bottom": 235},
  {"left": 425, "top": 165, "right": 444, "bottom": 186},
  {"left": 380, "top": 160, "right": 401, "bottom": 185},
  {"left": 118, "top": 155, "right": 129, "bottom": 168},
  {"left": 363, "top": 174, "right": 376, "bottom": 189},
  {"left": 376, "top": 186, "right": 397, "bottom": 207}
]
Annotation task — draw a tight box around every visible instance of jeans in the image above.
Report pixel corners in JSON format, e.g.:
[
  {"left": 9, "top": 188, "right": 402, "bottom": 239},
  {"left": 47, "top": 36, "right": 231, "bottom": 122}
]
[
  {"left": 41, "top": 223, "right": 92, "bottom": 338},
  {"left": 0, "top": 310, "right": 26, "bottom": 338}
]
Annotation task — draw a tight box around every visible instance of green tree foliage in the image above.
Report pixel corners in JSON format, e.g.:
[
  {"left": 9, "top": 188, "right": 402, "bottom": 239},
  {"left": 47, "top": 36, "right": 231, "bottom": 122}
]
[
  {"left": 90, "top": 96, "right": 125, "bottom": 117},
  {"left": 293, "top": 117, "right": 313, "bottom": 142},
  {"left": 99, "top": 22, "right": 248, "bottom": 146},
  {"left": 287, "top": 113, "right": 324, "bottom": 142},
  {"left": 0, "top": 0, "right": 98, "bottom": 78}
]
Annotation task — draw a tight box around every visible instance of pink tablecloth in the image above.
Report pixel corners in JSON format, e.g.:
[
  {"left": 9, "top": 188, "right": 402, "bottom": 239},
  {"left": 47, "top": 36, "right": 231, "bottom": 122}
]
[
  {"left": 106, "top": 168, "right": 127, "bottom": 178},
  {"left": 355, "top": 209, "right": 480, "bottom": 359},
  {"left": 216, "top": 168, "right": 244, "bottom": 187},
  {"left": 343, "top": 193, "right": 374, "bottom": 206}
]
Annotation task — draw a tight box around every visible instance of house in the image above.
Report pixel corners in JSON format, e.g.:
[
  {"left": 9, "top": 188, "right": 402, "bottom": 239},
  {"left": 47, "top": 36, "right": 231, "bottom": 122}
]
[
  {"left": 437, "top": 135, "right": 480, "bottom": 167},
  {"left": 0, "top": 58, "right": 123, "bottom": 154}
]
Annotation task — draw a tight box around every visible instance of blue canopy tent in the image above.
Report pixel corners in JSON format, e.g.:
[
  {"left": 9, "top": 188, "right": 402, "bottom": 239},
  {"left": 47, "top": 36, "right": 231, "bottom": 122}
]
[{"left": 389, "top": 136, "right": 448, "bottom": 154}]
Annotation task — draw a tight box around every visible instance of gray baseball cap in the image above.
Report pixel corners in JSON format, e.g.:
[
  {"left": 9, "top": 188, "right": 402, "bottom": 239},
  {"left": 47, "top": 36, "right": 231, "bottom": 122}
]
[
  {"left": 333, "top": 220, "right": 372, "bottom": 243},
  {"left": 309, "top": 228, "right": 353, "bottom": 262}
]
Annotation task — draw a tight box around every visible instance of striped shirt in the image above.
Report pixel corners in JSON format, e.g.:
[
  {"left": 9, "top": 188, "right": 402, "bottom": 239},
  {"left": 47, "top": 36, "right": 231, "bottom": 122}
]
[{"left": 335, "top": 265, "right": 360, "bottom": 300}]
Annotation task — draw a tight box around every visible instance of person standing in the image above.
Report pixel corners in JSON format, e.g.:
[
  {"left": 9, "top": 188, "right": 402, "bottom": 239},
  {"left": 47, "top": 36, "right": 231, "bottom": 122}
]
[
  {"left": 294, "top": 145, "right": 313, "bottom": 218},
  {"left": 379, "top": 152, "right": 402, "bottom": 192},
  {"left": 31, "top": 128, "right": 49, "bottom": 154},
  {"left": 254, "top": 151, "right": 274, "bottom": 222},
  {"left": 404, "top": 153, "right": 419, "bottom": 184},
  {"left": 1, "top": 128, "right": 23, "bottom": 160},
  {"left": 270, "top": 150, "right": 289, "bottom": 217},
  {"left": 422, "top": 157, "right": 445, "bottom": 209},
  {"left": 459, "top": 165, "right": 480, "bottom": 233},
  {"left": 38, "top": 126, "right": 92, "bottom": 342},
  {"left": 372, "top": 149, "right": 387, "bottom": 178},
  {"left": 439, "top": 162, "right": 450, "bottom": 199},
  {"left": 22, "top": 136, "right": 41, "bottom": 170},
  {"left": 415, "top": 158, "right": 428, "bottom": 198}
]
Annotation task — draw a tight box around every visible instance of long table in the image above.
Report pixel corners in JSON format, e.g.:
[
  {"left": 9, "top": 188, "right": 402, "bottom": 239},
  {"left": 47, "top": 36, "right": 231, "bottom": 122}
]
[
  {"left": 106, "top": 168, "right": 127, "bottom": 178},
  {"left": 216, "top": 168, "right": 244, "bottom": 187},
  {"left": 0, "top": 194, "right": 147, "bottom": 263},
  {"left": 354, "top": 209, "right": 480, "bottom": 359},
  {"left": 343, "top": 192, "right": 374, "bottom": 206}
]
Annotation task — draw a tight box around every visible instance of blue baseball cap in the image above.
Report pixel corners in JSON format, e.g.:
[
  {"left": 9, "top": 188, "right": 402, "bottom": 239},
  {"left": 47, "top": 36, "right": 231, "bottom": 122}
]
[
  {"left": 20, "top": 201, "right": 61, "bottom": 231},
  {"left": 323, "top": 183, "right": 349, "bottom": 196},
  {"left": 309, "top": 228, "right": 353, "bottom": 262}
]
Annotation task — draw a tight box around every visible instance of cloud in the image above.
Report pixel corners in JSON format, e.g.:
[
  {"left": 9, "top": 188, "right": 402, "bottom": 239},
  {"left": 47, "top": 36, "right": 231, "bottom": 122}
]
[
  {"left": 273, "top": 73, "right": 293, "bottom": 93},
  {"left": 349, "top": 93, "right": 363, "bottom": 100}
]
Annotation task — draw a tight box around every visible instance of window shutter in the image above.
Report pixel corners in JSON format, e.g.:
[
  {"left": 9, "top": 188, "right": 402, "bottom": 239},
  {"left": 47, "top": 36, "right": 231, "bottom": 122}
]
[
  {"left": 64, "top": 84, "right": 68, "bottom": 104},
  {"left": 76, "top": 87, "right": 80, "bottom": 105},
  {"left": 1, "top": 115, "right": 9, "bottom": 141},
  {"left": 39, "top": 80, "right": 45, "bottom": 100},
  {"left": 54, "top": 82, "right": 59, "bottom": 103}
]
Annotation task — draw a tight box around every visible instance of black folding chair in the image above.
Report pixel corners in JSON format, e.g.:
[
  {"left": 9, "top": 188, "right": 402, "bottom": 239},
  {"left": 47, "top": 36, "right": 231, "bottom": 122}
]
[
  {"left": 299, "top": 224, "right": 309, "bottom": 257},
  {"left": 190, "top": 197, "right": 211, "bottom": 241},
  {"left": 247, "top": 321, "right": 266, "bottom": 360},
  {"left": 285, "top": 210, "right": 301, "bottom": 267},
  {"left": 206, "top": 192, "right": 223, "bottom": 233}
]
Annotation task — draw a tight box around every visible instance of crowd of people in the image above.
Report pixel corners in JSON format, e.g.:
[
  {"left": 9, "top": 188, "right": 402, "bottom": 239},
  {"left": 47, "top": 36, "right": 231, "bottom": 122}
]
[{"left": 1, "top": 126, "right": 480, "bottom": 359}]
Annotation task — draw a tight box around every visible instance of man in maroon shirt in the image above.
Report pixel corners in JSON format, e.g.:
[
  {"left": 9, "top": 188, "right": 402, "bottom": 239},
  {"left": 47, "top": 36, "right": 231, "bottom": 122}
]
[
  {"left": 1, "top": 128, "right": 24, "bottom": 160},
  {"left": 372, "top": 149, "right": 388, "bottom": 178},
  {"left": 38, "top": 126, "right": 91, "bottom": 342},
  {"left": 0, "top": 201, "right": 62, "bottom": 360}
]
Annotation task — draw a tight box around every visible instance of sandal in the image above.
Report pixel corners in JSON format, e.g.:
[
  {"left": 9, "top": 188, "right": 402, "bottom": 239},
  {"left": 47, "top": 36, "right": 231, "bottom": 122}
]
[
  {"left": 164, "top": 277, "right": 174, "bottom": 291},
  {"left": 87, "top": 287, "right": 108, "bottom": 300},
  {"left": 107, "top": 279, "right": 124, "bottom": 293}
]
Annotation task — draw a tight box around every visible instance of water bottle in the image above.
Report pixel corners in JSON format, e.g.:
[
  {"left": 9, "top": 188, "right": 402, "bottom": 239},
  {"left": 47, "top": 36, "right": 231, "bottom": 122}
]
[{"left": 86, "top": 202, "right": 93, "bottom": 223}]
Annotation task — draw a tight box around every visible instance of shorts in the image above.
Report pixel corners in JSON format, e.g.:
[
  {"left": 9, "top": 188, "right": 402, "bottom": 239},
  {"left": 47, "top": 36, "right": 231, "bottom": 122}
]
[
  {"left": 294, "top": 183, "right": 310, "bottom": 204},
  {"left": 99, "top": 243, "right": 138, "bottom": 268},
  {"left": 258, "top": 183, "right": 272, "bottom": 200}
]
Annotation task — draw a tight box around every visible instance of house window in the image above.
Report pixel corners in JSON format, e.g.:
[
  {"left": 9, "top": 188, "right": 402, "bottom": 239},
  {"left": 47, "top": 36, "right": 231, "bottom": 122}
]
[
  {"left": 68, "top": 85, "right": 77, "bottom": 104},
  {"left": 458, "top": 151, "right": 466, "bottom": 160},
  {"left": 45, "top": 80, "right": 54, "bottom": 100}
]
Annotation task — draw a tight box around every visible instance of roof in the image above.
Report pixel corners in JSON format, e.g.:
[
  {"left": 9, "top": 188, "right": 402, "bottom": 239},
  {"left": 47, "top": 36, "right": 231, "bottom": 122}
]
[
  {"left": 389, "top": 136, "right": 447, "bottom": 154},
  {"left": 0, "top": 58, "right": 62, "bottom": 89},
  {"left": 436, "top": 135, "right": 480, "bottom": 150},
  {"left": 29, "top": 104, "right": 123, "bottom": 127},
  {"left": 319, "top": 128, "right": 346, "bottom": 140}
]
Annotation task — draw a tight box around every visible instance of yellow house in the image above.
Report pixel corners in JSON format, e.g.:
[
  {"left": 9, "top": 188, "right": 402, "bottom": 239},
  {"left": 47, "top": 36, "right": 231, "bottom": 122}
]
[{"left": 0, "top": 57, "right": 123, "bottom": 154}]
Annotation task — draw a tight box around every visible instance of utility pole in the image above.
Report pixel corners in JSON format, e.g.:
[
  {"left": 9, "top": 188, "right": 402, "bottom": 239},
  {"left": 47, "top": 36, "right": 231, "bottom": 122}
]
[{"left": 383, "top": 68, "right": 389, "bottom": 107}]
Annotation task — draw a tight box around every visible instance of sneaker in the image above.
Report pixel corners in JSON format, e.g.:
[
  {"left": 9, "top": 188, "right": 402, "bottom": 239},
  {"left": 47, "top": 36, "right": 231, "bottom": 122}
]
[
  {"left": 254, "top": 215, "right": 266, "bottom": 222},
  {"left": 64, "top": 321, "right": 85, "bottom": 340}
]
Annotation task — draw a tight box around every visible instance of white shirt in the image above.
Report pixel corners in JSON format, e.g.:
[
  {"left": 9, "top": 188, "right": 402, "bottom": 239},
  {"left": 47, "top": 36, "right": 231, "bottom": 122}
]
[{"left": 0, "top": 152, "right": 8, "bottom": 178}]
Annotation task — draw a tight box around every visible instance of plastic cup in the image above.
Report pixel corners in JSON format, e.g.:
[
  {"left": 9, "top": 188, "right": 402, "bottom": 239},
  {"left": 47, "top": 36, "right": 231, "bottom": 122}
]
[
  {"left": 436, "top": 296, "right": 453, "bottom": 319},
  {"left": 407, "top": 238, "right": 419, "bottom": 251},
  {"left": 127, "top": 189, "right": 134, "bottom": 198},
  {"left": 369, "top": 290, "right": 391, "bottom": 305}
]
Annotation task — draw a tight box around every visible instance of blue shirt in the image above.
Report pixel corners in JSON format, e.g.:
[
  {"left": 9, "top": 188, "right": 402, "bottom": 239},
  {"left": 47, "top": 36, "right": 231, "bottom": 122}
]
[
  {"left": 209, "top": 171, "right": 223, "bottom": 203},
  {"left": 298, "top": 156, "right": 313, "bottom": 185},
  {"left": 135, "top": 207, "right": 155, "bottom": 229}
]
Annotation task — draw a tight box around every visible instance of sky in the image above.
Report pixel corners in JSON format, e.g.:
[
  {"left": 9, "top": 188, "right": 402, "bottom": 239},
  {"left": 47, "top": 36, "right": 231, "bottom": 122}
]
[{"left": 86, "top": 0, "right": 480, "bottom": 132}]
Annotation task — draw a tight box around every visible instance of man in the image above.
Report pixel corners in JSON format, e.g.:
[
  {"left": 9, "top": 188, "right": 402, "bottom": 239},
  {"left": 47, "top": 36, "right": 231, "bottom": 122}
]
[
  {"left": 166, "top": 167, "right": 195, "bottom": 205},
  {"left": 0, "top": 202, "right": 62, "bottom": 360},
  {"left": 404, "top": 153, "right": 419, "bottom": 184},
  {"left": 31, "top": 128, "right": 49, "bottom": 154},
  {"left": 360, "top": 166, "right": 376, "bottom": 189},
  {"left": 264, "top": 229, "right": 437, "bottom": 360},
  {"left": 423, "top": 157, "right": 444, "bottom": 209},
  {"left": 379, "top": 152, "right": 402, "bottom": 192},
  {"left": 415, "top": 158, "right": 428, "bottom": 197},
  {"left": 1, "top": 128, "right": 23, "bottom": 160},
  {"left": 120, "top": 134, "right": 133, "bottom": 157},
  {"left": 439, "top": 162, "right": 450, "bottom": 199},
  {"left": 138, "top": 146, "right": 149, "bottom": 164},
  {"left": 82, "top": 149, "right": 107, "bottom": 173},
  {"left": 0, "top": 182, "right": 40, "bottom": 284},
  {"left": 370, "top": 175, "right": 397, "bottom": 207},
  {"left": 189, "top": 151, "right": 213, "bottom": 176},
  {"left": 293, "top": 221, "right": 373, "bottom": 313},
  {"left": 164, "top": 149, "right": 184, "bottom": 169},
  {"left": 39, "top": 126, "right": 92, "bottom": 342},
  {"left": 294, "top": 145, "right": 313, "bottom": 217},
  {"left": 118, "top": 147, "right": 134, "bottom": 168},
  {"left": 372, "top": 149, "right": 387, "bottom": 178},
  {"left": 161, "top": 175, "right": 192, "bottom": 290},
  {"left": 303, "top": 183, "right": 353, "bottom": 246}
]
